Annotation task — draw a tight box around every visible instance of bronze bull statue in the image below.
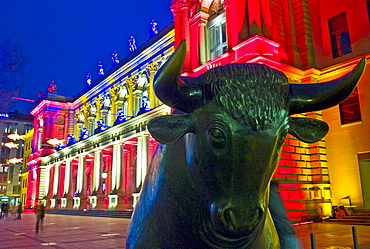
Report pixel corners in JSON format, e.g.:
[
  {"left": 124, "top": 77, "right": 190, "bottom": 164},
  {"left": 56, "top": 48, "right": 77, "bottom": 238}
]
[{"left": 126, "top": 41, "right": 366, "bottom": 248}]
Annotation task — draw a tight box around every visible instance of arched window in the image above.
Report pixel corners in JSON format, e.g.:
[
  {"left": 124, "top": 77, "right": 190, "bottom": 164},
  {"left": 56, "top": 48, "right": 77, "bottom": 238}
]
[{"left": 208, "top": 0, "right": 227, "bottom": 60}]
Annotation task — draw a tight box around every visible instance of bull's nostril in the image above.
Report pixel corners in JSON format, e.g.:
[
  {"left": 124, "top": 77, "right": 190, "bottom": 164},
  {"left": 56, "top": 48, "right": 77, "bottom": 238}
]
[{"left": 221, "top": 207, "right": 262, "bottom": 235}]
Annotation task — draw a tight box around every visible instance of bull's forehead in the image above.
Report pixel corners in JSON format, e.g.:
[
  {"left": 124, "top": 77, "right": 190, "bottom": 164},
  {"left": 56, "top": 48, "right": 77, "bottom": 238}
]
[{"left": 194, "top": 101, "right": 289, "bottom": 132}]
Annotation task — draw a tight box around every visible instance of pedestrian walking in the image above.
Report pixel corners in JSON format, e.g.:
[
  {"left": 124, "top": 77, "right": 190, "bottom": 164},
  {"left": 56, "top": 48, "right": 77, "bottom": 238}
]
[
  {"left": 16, "top": 204, "right": 22, "bottom": 220},
  {"left": 35, "top": 202, "right": 45, "bottom": 233},
  {"left": 1, "top": 202, "right": 8, "bottom": 219}
]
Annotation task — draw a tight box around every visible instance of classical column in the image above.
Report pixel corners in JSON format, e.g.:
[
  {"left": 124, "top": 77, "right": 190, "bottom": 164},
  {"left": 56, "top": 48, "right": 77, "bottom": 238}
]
[
  {"left": 63, "top": 159, "right": 74, "bottom": 209},
  {"left": 87, "top": 116, "right": 95, "bottom": 136},
  {"left": 76, "top": 155, "right": 86, "bottom": 195},
  {"left": 53, "top": 163, "right": 60, "bottom": 197},
  {"left": 136, "top": 135, "right": 150, "bottom": 189},
  {"left": 38, "top": 128, "right": 43, "bottom": 151},
  {"left": 223, "top": 0, "right": 234, "bottom": 50},
  {"left": 44, "top": 166, "right": 51, "bottom": 199},
  {"left": 112, "top": 143, "right": 123, "bottom": 191},
  {"left": 95, "top": 97, "right": 103, "bottom": 121},
  {"left": 126, "top": 76, "right": 136, "bottom": 118},
  {"left": 171, "top": 3, "right": 183, "bottom": 48},
  {"left": 64, "top": 159, "right": 72, "bottom": 196},
  {"left": 93, "top": 150, "right": 102, "bottom": 193},
  {"left": 110, "top": 86, "right": 119, "bottom": 127},
  {"left": 147, "top": 62, "right": 158, "bottom": 108},
  {"left": 76, "top": 155, "right": 87, "bottom": 210},
  {"left": 198, "top": 18, "right": 208, "bottom": 65},
  {"left": 181, "top": 0, "right": 191, "bottom": 71}
]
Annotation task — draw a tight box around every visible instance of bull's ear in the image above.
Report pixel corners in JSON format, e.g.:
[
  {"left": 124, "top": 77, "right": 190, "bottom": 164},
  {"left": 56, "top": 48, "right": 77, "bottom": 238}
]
[
  {"left": 288, "top": 117, "right": 329, "bottom": 143},
  {"left": 148, "top": 115, "right": 193, "bottom": 144}
]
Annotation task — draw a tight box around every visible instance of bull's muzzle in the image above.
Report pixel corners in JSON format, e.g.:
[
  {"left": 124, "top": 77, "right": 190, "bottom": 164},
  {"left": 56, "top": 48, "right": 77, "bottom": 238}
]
[{"left": 211, "top": 203, "right": 263, "bottom": 237}]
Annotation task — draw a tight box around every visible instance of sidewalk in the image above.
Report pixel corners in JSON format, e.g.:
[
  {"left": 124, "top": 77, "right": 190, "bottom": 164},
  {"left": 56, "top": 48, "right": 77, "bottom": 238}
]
[{"left": 1, "top": 214, "right": 370, "bottom": 248}]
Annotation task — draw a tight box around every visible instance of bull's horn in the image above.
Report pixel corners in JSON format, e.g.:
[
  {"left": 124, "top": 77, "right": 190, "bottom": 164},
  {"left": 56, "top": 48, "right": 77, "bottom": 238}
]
[
  {"left": 289, "top": 58, "right": 366, "bottom": 114},
  {"left": 153, "top": 40, "right": 202, "bottom": 113}
]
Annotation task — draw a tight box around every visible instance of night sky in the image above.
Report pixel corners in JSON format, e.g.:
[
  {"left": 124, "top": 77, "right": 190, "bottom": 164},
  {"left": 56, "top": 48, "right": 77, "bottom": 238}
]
[{"left": 0, "top": 1, "right": 173, "bottom": 114}]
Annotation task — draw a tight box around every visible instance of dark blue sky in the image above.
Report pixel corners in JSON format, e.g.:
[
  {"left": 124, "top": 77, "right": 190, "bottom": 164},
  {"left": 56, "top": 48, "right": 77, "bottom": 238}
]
[{"left": 0, "top": 1, "right": 173, "bottom": 114}]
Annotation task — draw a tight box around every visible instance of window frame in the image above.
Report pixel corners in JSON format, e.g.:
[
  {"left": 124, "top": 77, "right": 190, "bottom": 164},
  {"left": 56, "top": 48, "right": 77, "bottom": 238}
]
[{"left": 328, "top": 12, "right": 352, "bottom": 58}]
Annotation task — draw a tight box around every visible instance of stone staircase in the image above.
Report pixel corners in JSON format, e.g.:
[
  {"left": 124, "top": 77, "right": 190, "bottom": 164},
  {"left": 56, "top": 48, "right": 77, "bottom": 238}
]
[
  {"left": 325, "top": 210, "right": 370, "bottom": 225},
  {"left": 46, "top": 209, "right": 133, "bottom": 219}
]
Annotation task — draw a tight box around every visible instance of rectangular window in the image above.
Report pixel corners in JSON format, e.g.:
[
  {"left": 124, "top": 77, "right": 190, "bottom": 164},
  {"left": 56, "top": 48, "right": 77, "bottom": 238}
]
[
  {"left": 208, "top": 13, "right": 227, "bottom": 60},
  {"left": 4, "top": 122, "right": 13, "bottom": 133},
  {"left": 340, "top": 87, "right": 361, "bottom": 124},
  {"left": 13, "top": 185, "right": 20, "bottom": 194},
  {"left": 367, "top": 1, "right": 370, "bottom": 23},
  {"left": 24, "top": 124, "right": 33, "bottom": 134},
  {"left": 329, "top": 12, "right": 352, "bottom": 58},
  {"left": 13, "top": 123, "right": 18, "bottom": 133}
]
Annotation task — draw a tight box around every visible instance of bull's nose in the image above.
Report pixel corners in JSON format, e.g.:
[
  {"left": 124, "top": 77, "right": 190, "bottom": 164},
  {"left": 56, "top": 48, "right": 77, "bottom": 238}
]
[{"left": 220, "top": 207, "right": 262, "bottom": 236}]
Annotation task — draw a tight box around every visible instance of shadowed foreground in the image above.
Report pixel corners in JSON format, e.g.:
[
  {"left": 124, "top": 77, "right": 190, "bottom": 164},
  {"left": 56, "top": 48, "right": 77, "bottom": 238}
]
[{"left": 0, "top": 214, "right": 370, "bottom": 248}]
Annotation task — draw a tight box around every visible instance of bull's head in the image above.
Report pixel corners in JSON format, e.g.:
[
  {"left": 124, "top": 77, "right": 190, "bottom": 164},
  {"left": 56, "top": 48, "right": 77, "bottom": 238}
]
[{"left": 148, "top": 41, "right": 366, "bottom": 240}]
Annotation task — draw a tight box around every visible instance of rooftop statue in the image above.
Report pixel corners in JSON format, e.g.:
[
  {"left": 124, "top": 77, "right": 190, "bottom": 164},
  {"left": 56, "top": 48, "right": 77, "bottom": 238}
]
[
  {"left": 136, "top": 96, "right": 151, "bottom": 116},
  {"left": 126, "top": 41, "right": 366, "bottom": 249},
  {"left": 111, "top": 51, "right": 119, "bottom": 67},
  {"left": 128, "top": 36, "right": 137, "bottom": 52},
  {"left": 46, "top": 80, "right": 57, "bottom": 94},
  {"left": 94, "top": 119, "right": 107, "bottom": 134},
  {"left": 149, "top": 20, "right": 158, "bottom": 38},
  {"left": 114, "top": 109, "right": 127, "bottom": 126},
  {"left": 86, "top": 73, "right": 92, "bottom": 86},
  {"left": 98, "top": 61, "right": 104, "bottom": 76},
  {"left": 66, "top": 134, "right": 76, "bottom": 146},
  {"left": 79, "top": 128, "right": 89, "bottom": 141}
]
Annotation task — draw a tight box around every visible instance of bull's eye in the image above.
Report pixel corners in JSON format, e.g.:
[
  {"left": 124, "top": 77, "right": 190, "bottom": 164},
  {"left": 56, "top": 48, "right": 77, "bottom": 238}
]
[{"left": 208, "top": 128, "right": 226, "bottom": 148}]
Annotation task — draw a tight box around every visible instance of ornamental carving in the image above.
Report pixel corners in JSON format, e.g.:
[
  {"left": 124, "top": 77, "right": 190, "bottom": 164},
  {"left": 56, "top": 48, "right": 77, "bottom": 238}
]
[
  {"left": 126, "top": 75, "right": 138, "bottom": 92},
  {"left": 81, "top": 103, "right": 91, "bottom": 118},
  {"left": 95, "top": 97, "right": 103, "bottom": 111},
  {"left": 147, "top": 62, "right": 159, "bottom": 74},
  {"left": 110, "top": 85, "right": 119, "bottom": 102}
]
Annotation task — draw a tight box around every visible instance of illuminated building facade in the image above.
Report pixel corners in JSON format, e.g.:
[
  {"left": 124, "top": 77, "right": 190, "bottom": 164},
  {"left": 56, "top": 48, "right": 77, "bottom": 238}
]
[
  {"left": 28, "top": 0, "right": 370, "bottom": 221},
  {"left": 0, "top": 111, "right": 33, "bottom": 207},
  {"left": 170, "top": 0, "right": 370, "bottom": 221},
  {"left": 25, "top": 25, "right": 174, "bottom": 211}
]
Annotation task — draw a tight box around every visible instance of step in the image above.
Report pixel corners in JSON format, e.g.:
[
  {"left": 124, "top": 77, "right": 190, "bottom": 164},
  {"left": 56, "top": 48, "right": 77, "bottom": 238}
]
[
  {"left": 326, "top": 219, "right": 370, "bottom": 224},
  {"left": 344, "top": 216, "right": 370, "bottom": 219}
]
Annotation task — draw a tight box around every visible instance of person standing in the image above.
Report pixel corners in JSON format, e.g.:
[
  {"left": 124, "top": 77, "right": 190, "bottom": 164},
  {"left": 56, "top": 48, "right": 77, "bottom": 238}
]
[
  {"left": 35, "top": 202, "right": 45, "bottom": 233},
  {"left": 0, "top": 202, "right": 6, "bottom": 219},
  {"left": 16, "top": 204, "right": 22, "bottom": 220}
]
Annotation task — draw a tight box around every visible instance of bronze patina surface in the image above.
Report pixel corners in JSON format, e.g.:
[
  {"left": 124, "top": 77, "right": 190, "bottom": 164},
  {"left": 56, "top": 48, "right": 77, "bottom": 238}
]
[{"left": 126, "top": 41, "right": 366, "bottom": 249}]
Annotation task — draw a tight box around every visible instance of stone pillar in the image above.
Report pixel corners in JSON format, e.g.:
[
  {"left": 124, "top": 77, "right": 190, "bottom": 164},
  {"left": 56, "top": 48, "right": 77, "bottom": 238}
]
[
  {"left": 76, "top": 155, "right": 87, "bottom": 210},
  {"left": 134, "top": 92, "right": 142, "bottom": 116},
  {"left": 136, "top": 134, "right": 150, "bottom": 190},
  {"left": 53, "top": 163, "right": 60, "bottom": 197},
  {"left": 181, "top": 1, "right": 191, "bottom": 71},
  {"left": 197, "top": 12, "right": 209, "bottom": 65},
  {"left": 171, "top": 3, "right": 183, "bottom": 48},
  {"left": 147, "top": 63, "right": 158, "bottom": 109},
  {"left": 87, "top": 116, "right": 95, "bottom": 136},
  {"left": 44, "top": 166, "right": 51, "bottom": 200},
  {"left": 126, "top": 76, "right": 136, "bottom": 119},
  {"left": 63, "top": 159, "right": 74, "bottom": 209},
  {"left": 93, "top": 150, "right": 102, "bottom": 193},
  {"left": 38, "top": 128, "right": 43, "bottom": 151}
]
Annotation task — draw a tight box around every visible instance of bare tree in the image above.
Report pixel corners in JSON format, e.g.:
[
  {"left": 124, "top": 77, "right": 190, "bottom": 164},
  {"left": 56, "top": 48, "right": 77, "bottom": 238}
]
[{"left": 0, "top": 40, "right": 28, "bottom": 112}]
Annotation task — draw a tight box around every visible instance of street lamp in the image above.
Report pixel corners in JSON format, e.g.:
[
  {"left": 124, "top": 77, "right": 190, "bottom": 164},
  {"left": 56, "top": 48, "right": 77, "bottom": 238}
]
[
  {"left": 8, "top": 158, "right": 23, "bottom": 164},
  {"left": 4, "top": 142, "right": 19, "bottom": 149},
  {"left": 7, "top": 133, "right": 24, "bottom": 141},
  {"left": 101, "top": 169, "right": 108, "bottom": 179},
  {"left": 47, "top": 138, "right": 63, "bottom": 147},
  {"left": 102, "top": 168, "right": 108, "bottom": 194}
]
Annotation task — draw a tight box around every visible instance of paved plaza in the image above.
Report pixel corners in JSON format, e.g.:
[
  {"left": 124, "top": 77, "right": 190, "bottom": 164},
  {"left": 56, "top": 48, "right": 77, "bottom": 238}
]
[{"left": 0, "top": 214, "right": 370, "bottom": 248}]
